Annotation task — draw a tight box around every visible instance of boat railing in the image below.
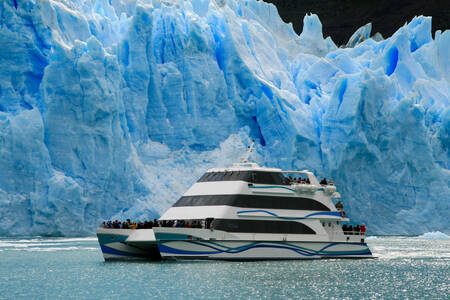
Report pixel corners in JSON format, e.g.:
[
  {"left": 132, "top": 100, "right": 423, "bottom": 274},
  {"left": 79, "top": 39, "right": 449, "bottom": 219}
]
[
  {"left": 343, "top": 231, "right": 365, "bottom": 236},
  {"left": 329, "top": 230, "right": 366, "bottom": 236}
]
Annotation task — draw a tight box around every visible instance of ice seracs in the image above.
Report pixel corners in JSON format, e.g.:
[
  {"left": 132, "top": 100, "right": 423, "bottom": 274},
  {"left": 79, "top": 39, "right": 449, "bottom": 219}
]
[{"left": 0, "top": 0, "right": 448, "bottom": 236}]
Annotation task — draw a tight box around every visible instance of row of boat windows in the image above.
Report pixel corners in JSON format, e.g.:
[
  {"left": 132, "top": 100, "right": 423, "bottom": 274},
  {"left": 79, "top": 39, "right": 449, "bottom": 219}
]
[
  {"left": 213, "top": 219, "right": 316, "bottom": 235},
  {"left": 158, "top": 218, "right": 316, "bottom": 235},
  {"left": 173, "top": 194, "right": 330, "bottom": 211},
  {"left": 197, "top": 171, "right": 287, "bottom": 185}
]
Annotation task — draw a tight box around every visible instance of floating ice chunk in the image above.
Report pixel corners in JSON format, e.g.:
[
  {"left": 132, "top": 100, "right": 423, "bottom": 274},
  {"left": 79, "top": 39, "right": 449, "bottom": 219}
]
[{"left": 417, "top": 232, "right": 449, "bottom": 240}]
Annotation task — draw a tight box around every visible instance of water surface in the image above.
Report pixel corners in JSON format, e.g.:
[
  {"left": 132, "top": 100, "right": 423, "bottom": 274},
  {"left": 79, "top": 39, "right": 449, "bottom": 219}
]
[{"left": 0, "top": 237, "right": 448, "bottom": 299}]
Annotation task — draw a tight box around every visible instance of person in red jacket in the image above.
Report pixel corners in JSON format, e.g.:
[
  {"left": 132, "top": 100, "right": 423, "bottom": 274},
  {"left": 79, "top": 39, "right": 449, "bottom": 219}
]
[{"left": 361, "top": 224, "right": 366, "bottom": 234}]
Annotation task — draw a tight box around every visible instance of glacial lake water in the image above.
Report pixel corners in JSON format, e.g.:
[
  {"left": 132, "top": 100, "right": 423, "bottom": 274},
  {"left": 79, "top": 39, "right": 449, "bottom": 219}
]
[{"left": 0, "top": 236, "right": 448, "bottom": 299}]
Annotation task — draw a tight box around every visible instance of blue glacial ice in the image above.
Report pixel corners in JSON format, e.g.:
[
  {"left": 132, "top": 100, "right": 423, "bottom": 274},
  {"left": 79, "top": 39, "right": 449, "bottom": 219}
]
[
  {"left": 346, "top": 23, "right": 372, "bottom": 47},
  {"left": 0, "top": 0, "right": 448, "bottom": 236}
]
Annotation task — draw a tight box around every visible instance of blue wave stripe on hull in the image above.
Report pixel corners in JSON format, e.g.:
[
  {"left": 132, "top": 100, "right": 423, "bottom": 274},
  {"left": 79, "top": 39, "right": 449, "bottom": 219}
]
[
  {"left": 249, "top": 186, "right": 296, "bottom": 192},
  {"left": 100, "top": 244, "right": 140, "bottom": 257},
  {"left": 248, "top": 186, "right": 327, "bottom": 192},
  {"left": 97, "top": 233, "right": 129, "bottom": 245},
  {"left": 158, "top": 241, "right": 372, "bottom": 257},
  {"left": 236, "top": 210, "right": 341, "bottom": 219}
]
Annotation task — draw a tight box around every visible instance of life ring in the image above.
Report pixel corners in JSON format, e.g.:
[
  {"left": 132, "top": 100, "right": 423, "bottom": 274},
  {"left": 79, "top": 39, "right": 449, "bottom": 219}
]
[{"left": 340, "top": 210, "right": 346, "bottom": 218}]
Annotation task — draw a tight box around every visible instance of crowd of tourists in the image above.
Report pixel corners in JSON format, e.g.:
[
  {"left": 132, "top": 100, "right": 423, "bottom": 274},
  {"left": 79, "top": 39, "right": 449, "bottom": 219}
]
[
  {"left": 102, "top": 219, "right": 159, "bottom": 229},
  {"left": 101, "top": 218, "right": 214, "bottom": 230},
  {"left": 286, "top": 176, "right": 311, "bottom": 184},
  {"left": 285, "top": 176, "right": 335, "bottom": 185},
  {"left": 342, "top": 224, "right": 366, "bottom": 235}
]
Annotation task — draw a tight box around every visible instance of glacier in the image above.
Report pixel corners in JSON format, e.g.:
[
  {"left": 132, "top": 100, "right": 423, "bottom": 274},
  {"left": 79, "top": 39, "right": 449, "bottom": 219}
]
[{"left": 0, "top": 0, "right": 448, "bottom": 236}]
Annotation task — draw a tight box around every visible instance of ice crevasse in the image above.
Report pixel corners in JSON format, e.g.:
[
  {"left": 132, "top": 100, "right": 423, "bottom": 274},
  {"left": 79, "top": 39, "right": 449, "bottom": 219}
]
[{"left": 0, "top": 0, "right": 448, "bottom": 236}]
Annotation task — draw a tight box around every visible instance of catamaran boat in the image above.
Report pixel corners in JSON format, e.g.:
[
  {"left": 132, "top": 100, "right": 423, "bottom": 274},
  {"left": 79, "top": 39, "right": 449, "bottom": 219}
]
[{"left": 96, "top": 144, "right": 373, "bottom": 260}]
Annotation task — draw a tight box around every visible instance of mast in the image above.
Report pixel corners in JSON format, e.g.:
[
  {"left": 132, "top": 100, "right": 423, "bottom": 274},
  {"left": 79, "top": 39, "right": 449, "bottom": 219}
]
[{"left": 240, "top": 140, "right": 255, "bottom": 163}]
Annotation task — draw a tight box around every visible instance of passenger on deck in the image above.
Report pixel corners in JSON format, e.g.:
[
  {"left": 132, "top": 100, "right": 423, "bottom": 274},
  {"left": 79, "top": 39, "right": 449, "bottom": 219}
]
[
  {"left": 335, "top": 201, "right": 343, "bottom": 210},
  {"left": 131, "top": 221, "right": 137, "bottom": 230},
  {"left": 306, "top": 178, "right": 310, "bottom": 184},
  {"left": 342, "top": 224, "right": 348, "bottom": 232},
  {"left": 361, "top": 224, "right": 366, "bottom": 234},
  {"left": 355, "top": 225, "right": 361, "bottom": 233},
  {"left": 320, "top": 178, "right": 328, "bottom": 185},
  {"left": 194, "top": 220, "right": 201, "bottom": 228}
]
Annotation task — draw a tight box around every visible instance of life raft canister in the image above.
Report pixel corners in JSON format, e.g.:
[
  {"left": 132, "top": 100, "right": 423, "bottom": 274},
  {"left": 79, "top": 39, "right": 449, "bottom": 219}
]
[
  {"left": 324, "top": 185, "right": 337, "bottom": 195},
  {"left": 294, "top": 184, "right": 318, "bottom": 194}
]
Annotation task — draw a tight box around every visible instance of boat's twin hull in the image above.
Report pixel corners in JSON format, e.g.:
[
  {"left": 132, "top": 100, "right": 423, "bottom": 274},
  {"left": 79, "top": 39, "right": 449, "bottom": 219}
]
[
  {"left": 97, "top": 229, "right": 372, "bottom": 261},
  {"left": 97, "top": 229, "right": 161, "bottom": 260}
]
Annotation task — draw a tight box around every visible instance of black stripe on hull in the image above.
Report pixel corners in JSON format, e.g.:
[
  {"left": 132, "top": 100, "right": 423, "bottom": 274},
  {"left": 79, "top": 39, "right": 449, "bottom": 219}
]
[{"left": 173, "top": 194, "right": 330, "bottom": 211}]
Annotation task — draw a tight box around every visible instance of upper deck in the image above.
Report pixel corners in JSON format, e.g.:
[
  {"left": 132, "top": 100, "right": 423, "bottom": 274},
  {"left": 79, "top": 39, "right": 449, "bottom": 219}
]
[{"left": 199, "top": 162, "right": 322, "bottom": 187}]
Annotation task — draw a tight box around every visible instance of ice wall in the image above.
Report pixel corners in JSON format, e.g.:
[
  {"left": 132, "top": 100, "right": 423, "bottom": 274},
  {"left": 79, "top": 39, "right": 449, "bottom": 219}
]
[{"left": 0, "top": 0, "right": 448, "bottom": 236}]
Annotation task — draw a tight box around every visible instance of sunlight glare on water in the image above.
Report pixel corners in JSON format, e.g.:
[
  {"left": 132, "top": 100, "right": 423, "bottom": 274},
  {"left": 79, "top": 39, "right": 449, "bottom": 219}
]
[{"left": 0, "top": 237, "right": 448, "bottom": 299}]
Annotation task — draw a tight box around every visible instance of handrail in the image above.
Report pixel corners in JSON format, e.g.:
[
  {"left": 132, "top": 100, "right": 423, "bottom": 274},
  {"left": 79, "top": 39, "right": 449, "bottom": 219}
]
[{"left": 328, "top": 230, "right": 366, "bottom": 236}]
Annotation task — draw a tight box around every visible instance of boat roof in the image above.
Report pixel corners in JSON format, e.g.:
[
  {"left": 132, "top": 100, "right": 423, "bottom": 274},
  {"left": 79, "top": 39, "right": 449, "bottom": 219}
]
[
  {"left": 207, "top": 162, "right": 311, "bottom": 174},
  {"left": 208, "top": 142, "right": 313, "bottom": 174}
]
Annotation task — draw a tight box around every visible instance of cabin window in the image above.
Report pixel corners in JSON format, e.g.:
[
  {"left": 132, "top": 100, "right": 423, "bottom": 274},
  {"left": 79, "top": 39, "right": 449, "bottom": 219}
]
[
  {"left": 213, "top": 219, "right": 316, "bottom": 235},
  {"left": 197, "top": 171, "right": 286, "bottom": 185}
]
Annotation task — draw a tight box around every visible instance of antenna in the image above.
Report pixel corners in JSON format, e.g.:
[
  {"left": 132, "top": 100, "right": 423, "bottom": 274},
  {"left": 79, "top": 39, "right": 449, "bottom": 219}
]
[{"left": 240, "top": 140, "right": 255, "bottom": 163}]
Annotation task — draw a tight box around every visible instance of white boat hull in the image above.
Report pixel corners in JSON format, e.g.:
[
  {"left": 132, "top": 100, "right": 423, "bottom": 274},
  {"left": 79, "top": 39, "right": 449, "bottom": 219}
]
[
  {"left": 97, "top": 228, "right": 373, "bottom": 261},
  {"left": 96, "top": 228, "right": 160, "bottom": 260},
  {"left": 157, "top": 240, "right": 373, "bottom": 260}
]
